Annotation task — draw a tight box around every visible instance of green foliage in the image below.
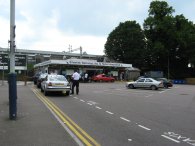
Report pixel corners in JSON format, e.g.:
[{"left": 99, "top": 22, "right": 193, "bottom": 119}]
[
  {"left": 104, "top": 0, "right": 195, "bottom": 78},
  {"left": 104, "top": 21, "right": 146, "bottom": 68},
  {"left": 143, "top": 1, "right": 195, "bottom": 78}
]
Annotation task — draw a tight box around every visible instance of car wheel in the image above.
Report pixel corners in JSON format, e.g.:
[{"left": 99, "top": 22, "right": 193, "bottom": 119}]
[
  {"left": 41, "top": 87, "right": 43, "bottom": 92},
  {"left": 44, "top": 89, "right": 48, "bottom": 96},
  {"left": 99, "top": 80, "right": 103, "bottom": 82},
  {"left": 151, "top": 85, "right": 157, "bottom": 90},
  {"left": 66, "top": 91, "right": 70, "bottom": 96},
  {"left": 128, "top": 84, "right": 134, "bottom": 89}
]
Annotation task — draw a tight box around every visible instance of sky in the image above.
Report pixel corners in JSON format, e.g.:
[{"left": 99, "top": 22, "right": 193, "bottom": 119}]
[{"left": 0, "top": 0, "right": 195, "bottom": 55}]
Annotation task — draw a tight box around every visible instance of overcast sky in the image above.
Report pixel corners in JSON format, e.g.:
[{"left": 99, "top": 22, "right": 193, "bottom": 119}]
[{"left": 0, "top": 0, "right": 195, "bottom": 55}]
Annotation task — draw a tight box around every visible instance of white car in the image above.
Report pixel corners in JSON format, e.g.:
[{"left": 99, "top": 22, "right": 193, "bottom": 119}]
[
  {"left": 41, "top": 74, "right": 71, "bottom": 96},
  {"left": 126, "top": 78, "right": 163, "bottom": 90}
]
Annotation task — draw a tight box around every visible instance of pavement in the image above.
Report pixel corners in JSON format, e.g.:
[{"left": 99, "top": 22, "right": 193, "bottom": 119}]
[{"left": 0, "top": 81, "right": 78, "bottom": 146}]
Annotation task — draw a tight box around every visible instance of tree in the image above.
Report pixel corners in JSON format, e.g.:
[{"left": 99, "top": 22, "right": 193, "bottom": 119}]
[
  {"left": 104, "top": 21, "right": 146, "bottom": 68},
  {"left": 143, "top": 1, "right": 176, "bottom": 76},
  {"left": 143, "top": 1, "right": 195, "bottom": 78},
  {"left": 174, "top": 15, "right": 195, "bottom": 77}
]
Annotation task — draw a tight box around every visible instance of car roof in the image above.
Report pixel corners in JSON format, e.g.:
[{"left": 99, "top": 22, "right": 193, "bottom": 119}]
[{"left": 138, "top": 77, "right": 154, "bottom": 80}]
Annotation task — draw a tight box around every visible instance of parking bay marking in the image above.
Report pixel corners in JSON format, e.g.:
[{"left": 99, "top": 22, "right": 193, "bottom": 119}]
[
  {"left": 106, "top": 111, "right": 114, "bottom": 115},
  {"left": 161, "top": 135, "right": 180, "bottom": 143},
  {"left": 95, "top": 106, "right": 102, "bottom": 109},
  {"left": 80, "top": 99, "right": 85, "bottom": 102},
  {"left": 120, "top": 117, "right": 131, "bottom": 122},
  {"left": 138, "top": 125, "right": 151, "bottom": 131},
  {"left": 162, "top": 132, "right": 195, "bottom": 146}
]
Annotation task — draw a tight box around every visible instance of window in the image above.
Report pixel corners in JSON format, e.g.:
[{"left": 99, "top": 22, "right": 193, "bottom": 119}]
[
  {"left": 145, "top": 79, "right": 153, "bottom": 82},
  {"left": 137, "top": 79, "right": 145, "bottom": 82}
]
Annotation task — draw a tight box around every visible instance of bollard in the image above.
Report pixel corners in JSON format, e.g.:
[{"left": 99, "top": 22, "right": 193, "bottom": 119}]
[{"left": 8, "top": 73, "right": 17, "bottom": 120}]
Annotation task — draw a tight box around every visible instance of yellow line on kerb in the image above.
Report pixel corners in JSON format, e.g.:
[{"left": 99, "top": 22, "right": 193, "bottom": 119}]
[{"left": 32, "top": 88, "right": 100, "bottom": 146}]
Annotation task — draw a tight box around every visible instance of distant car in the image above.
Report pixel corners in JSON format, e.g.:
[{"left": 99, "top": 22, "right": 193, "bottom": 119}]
[
  {"left": 156, "top": 78, "right": 173, "bottom": 88},
  {"left": 92, "top": 74, "right": 115, "bottom": 82},
  {"left": 126, "top": 78, "right": 164, "bottom": 90},
  {"left": 41, "top": 74, "right": 71, "bottom": 96},
  {"left": 36, "top": 73, "right": 48, "bottom": 88}
]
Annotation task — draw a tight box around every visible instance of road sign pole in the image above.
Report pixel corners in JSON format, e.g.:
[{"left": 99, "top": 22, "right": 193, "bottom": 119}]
[{"left": 9, "top": 0, "right": 17, "bottom": 120}]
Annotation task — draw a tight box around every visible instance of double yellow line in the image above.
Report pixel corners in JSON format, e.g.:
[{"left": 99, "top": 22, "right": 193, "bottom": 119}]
[{"left": 32, "top": 87, "right": 100, "bottom": 146}]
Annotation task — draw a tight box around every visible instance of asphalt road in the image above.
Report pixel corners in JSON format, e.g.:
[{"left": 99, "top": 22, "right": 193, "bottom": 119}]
[{"left": 39, "top": 82, "right": 195, "bottom": 146}]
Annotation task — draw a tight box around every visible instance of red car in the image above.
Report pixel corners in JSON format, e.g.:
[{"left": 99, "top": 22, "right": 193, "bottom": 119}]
[{"left": 92, "top": 74, "right": 115, "bottom": 82}]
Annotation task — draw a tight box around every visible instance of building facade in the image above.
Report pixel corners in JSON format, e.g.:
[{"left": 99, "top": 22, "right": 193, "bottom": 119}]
[{"left": 0, "top": 47, "right": 140, "bottom": 80}]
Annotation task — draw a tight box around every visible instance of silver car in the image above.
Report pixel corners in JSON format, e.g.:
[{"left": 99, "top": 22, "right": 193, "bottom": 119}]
[
  {"left": 41, "top": 74, "right": 71, "bottom": 96},
  {"left": 126, "top": 78, "right": 163, "bottom": 90}
]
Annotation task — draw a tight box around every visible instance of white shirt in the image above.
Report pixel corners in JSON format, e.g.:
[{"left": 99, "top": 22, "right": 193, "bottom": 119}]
[
  {"left": 85, "top": 73, "right": 88, "bottom": 78},
  {"left": 72, "top": 72, "right": 80, "bottom": 80}
]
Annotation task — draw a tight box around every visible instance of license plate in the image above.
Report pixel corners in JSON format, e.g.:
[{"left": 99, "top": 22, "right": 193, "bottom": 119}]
[{"left": 54, "top": 83, "right": 64, "bottom": 86}]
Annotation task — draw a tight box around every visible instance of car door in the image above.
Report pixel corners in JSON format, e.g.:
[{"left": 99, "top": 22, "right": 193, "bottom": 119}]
[
  {"left": 135, "top": 78, "right": 145, "bottom": 88},
  {"left": 41, "top": 75, "right": 48, "bottom": 90},
  {"left": 145, "top": 78, "right": 153, "bottom": 88}
]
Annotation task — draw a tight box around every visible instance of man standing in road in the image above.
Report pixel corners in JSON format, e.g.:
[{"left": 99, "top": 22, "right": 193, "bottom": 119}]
[
  {"left": 71, "top": 70, "right": 81, "bottom": 95},
  {"left": 84, "top": 72, "right": 88, "bottom": 83}
]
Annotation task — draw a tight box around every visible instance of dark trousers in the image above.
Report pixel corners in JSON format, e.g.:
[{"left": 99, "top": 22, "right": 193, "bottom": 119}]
[{"left": 72, "top": 80, "right": 79, "bottom": 94}]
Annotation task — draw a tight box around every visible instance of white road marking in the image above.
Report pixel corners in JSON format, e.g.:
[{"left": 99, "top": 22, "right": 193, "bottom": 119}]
[
  {"left": 159, "top": 91, "right": 166, "bottom": 93},
  {"left": 145, "top": 94, "right": 153, "bottom": 98},
  {"left": 106, "top": 111, "right": 114, "bottom": 115},
  {"left": 95, "top": 106, "right": 102, "bottom": 109},
  {"left": 161, "top": 135, "right": 180, "bottom": 143},
  {"left": 87, "top": 101, "right": 98, "bottom": 105},
  {"left": 128, "top": 139, "right": 132, "bottom": 142},
  {"left": 138, "top": 125, "right": 151, "bottom": 131},
  {"left": 87, "top": 103, "right": 93, "bottom": 106},
  {"left": 120, "top": 117, "right": 130, "bottom": 122},
  {"left": 80, "top": 99, "right": 85, "bottom": 102},
  {"left": 73, "top": 97, "right": 78, "bottom": 99}
]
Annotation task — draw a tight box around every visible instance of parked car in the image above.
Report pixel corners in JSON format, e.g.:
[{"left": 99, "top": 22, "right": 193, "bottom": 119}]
[
  {"left": 156, "top": 78, "right": 173, "bottom": 88},
  {"left": 41, "top": 74, "right": 71, "bottom": 96},
  {"left": 92, "top": 74, "right": 115, "bottom": 82},
  {"left": 36, "top": 73, "right": 48, "bottom": 88},
  {"left": 33, "top": 72, "right": 42, "bottom": 85},
  {"left": 126, "top": 78, "right": 164, "bottom": 90}
]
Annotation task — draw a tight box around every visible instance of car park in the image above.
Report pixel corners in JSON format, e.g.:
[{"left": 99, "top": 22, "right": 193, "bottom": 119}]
[
  {"left": 41, "top": 74, "right": 71, "bottom": 96},
  {"left": 156, "top": 78, "right": 173, "bottom": 88},
  {"left": 91, "top": 74, "right": 115, "bottom": 82},
  {"left": 126, "top": 77, "right": 164, "bottom": 90}
]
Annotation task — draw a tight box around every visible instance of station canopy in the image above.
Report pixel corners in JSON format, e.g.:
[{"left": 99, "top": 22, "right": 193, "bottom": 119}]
[{"left": 34, "top": 58, "right": 132, "bottom": 68}]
